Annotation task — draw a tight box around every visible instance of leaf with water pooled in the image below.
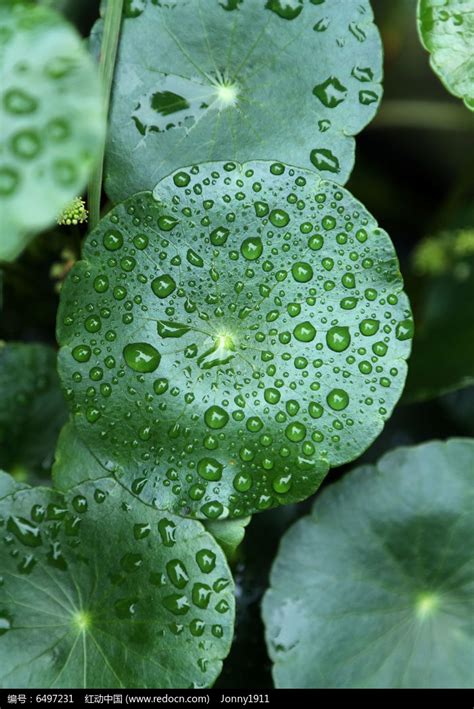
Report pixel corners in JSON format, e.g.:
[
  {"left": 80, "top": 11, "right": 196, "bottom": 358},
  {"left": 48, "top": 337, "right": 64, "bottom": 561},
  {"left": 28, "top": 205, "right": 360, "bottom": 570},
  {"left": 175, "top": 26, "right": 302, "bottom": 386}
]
[{"left": 57, "top": 160, "right": 413, "bottom": 519}]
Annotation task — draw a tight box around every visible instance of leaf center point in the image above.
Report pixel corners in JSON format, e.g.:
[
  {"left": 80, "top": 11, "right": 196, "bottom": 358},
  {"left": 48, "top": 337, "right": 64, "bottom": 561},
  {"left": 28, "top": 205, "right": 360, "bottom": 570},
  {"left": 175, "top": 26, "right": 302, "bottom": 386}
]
[
  {"left": 416, "top": 593, "right": 439, "bottom": 620},
  {"left": 214, "top": 82, "right": 239, "bottom": 110},
  {"left": 72, "top": 610, "right": 92, "bottom": 632}
]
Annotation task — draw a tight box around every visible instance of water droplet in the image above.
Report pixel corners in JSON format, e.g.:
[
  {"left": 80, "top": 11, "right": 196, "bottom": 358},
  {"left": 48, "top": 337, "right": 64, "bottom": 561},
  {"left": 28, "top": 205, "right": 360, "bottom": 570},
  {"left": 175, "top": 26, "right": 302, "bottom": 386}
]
[
  {"left": 285, "top": 421, "right": 306, "bottom": 442},
  {"left": 241, "top": 236, "right": 263, "bottom": 260},
  {"left": 326, "top": 326, "right": 350, "bottom": 352},
  {"left": 197, "top": 457, "right": 223, "bottom": 481},
  {"left": 313, "top": 76, "right": 347, "bottom": 108},
  {"left": 103, "top": 230, "right": 123, "bottom": 251},
  {"left": 158, "top": 215, "right": 178, "bottom": 231},
  {"left": 157, "top": 321, "right": 190, "bottom": 338},
  {"left": 309, "top": 402, "right": 323, "bottom": 419},
  {"left": 0, "top": 613, "right": 12, "bottom": 636},
  {"left": 173, "top": 171, "right": 191, "bottom": 187},
  {"left": 123, "top": 343, "right": 161, "bottom": 373},
  {"left": 196, "top": 549, "right": 216, "bottom": 573},
  {"left": 201, "top": 501, "right": 224, "bottom": 519},
  {"left": 115, "top": 598, "right": 138, "bottom": 619},
  {"left": 396, "top": 319, "right": 414, "bottom": 341},
  {"left": 204, "top": 405, "right": 229, "bottom": 429},
  {"left": 7, "top": 516, "right": 42, "bottom": 547},
  {"left": 327, "top": 389, "right": 349, "bottom": 411},
  {"left": 187, "top": 249, "right": 204, "bottom": 267},
  {"left": 293, "top": 321, "right": 316, "bottom": 342},
  {"left": 166, "top": 559, "right": 189, "bottom": 589},
  {"left": 72, "top": 345, "right": 91, "bottom": 363},
  {"left": 210, "top": 226, "right": 229, "bottom": 246},
  {"left": 152, "top": 274, "right": 176, "bottom": 298},
  {"left": 133, "top": 523, "right": 151, "bottom": 540},
  {"left": 266, "top": 0, "right": 303, "bottom": 20},
  {"left": 158, "top": 518, "right": 177, "bottom": 547},
  {"left": 269, "top": 209, "right": 290, "bottom": 228},
  {"left": 233, "top": 472, "right": 252, "bottom": 492},
  {"left": 291, "top": 261, "right": 313, "bottom": 282},
  {"left": 85, "top": 316, "right": 101, "bottom": 333},
  {"left": 192, "top": 583, "right": 212, "bottom": 609},
  {"left": 359, "top": 319, "right": 379, "bottom": 336}
]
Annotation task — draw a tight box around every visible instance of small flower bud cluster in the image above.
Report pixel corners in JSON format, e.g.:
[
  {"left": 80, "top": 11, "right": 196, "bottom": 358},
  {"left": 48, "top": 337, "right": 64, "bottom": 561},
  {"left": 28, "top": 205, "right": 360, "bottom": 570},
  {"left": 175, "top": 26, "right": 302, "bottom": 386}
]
[{"left": 57, "top": 197, "right": 88, "bottom": 226}]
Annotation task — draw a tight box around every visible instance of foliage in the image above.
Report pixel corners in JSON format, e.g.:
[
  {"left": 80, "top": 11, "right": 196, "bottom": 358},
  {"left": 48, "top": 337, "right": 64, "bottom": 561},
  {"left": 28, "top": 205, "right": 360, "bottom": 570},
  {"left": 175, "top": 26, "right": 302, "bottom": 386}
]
[
  {"left": 417, "top": 0, "right": 474, "bottom": 110},
  {"left": 0, "top": 476, "right": 234, "bottom": 688},
  {"left": 57, "top": 161, "right": 412, "bottom": 518},
  {"left": 0, "top": 2, "right": 105, "bottom": 261},
  {"left": 263, "top": 439, "right": 474, "bottom": 688},
  {"left": 0, "top": 0, "right": 473, "bottom": 691},
  {"left": 101, "top": 0, "right": 383, "bottom": 201}
]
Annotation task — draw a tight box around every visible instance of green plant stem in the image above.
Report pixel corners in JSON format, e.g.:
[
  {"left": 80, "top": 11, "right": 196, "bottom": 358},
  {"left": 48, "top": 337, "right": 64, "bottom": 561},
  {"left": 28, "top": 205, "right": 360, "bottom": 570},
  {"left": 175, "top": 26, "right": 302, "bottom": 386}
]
[
  {"left": 371, "top": 100, "right": 474, "bottom": 131},
  {"left": 88, "top": 0, "right": 124, "bottom": 230}
]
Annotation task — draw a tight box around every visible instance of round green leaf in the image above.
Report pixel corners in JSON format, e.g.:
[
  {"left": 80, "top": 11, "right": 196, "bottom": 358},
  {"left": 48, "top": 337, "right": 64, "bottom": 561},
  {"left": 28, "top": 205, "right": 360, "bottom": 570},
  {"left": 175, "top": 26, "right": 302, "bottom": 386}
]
[
  {"left": 417, "top": 0, "right": 474, "bottom": 110},
  {"left": 0, "top": 343, "right": 68, "bottom": 483},
  {"left": 263, "top": 438, "right": 474, "bottom": 688},
  {"left": 0, "top": 2, "right": 105, "bottom": 261},
  {"left": 57, "top": 160, "right": 413, "bottom": 519},
  {"left": 102, "top": 0, "right": 383, "bottom": 202},
  {"left": 0, "top": 477, "right": 234, "bottom": 688}
]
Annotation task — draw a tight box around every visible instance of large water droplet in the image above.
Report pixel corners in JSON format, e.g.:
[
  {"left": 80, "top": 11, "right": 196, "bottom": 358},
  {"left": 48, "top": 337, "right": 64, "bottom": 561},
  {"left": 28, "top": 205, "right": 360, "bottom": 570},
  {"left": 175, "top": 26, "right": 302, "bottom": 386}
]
[
  {"left": 152, "top": 274, "right": 176, "bottom": 298},
  {"left": 327, "top": 389, "right": 349, "bottom": 411},
  {"left": 123, "top": 343, "right": 161, "bottom": 373},
  {"left": 204, "top": 405, "right": 229, "bottom": 429},
  {"left": 326, "top": 326, "right": 351, "bottom": 352},
  {"left": 241, "top": 236, "right": 263, "bottom": 260}
]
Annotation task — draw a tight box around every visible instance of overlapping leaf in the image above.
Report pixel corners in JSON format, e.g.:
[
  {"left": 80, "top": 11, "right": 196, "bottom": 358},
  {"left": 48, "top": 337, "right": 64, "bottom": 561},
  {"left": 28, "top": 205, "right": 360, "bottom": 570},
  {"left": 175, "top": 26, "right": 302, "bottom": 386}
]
[{"left": 53, "top": 420, "right": 250, "bottom": 559}]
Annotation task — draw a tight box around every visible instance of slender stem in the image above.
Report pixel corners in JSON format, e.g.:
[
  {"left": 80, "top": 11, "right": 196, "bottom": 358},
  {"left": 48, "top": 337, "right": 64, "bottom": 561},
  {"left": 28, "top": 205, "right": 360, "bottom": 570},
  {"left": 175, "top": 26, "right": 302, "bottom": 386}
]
[
  {"left": 88, "top": 0, "right": 124, "bottom": 230},
  {"left": 371, "top": 100, "right": 474, "bottom": 132}
]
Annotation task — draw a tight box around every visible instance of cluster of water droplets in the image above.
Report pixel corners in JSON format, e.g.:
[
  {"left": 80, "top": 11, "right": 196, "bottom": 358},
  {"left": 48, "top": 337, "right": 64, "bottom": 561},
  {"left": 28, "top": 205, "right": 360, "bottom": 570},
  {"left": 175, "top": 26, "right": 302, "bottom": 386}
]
[
  {"left": 58, "top": 161, "right": 413, "bottom": 519},
  {"left": 0, "top": 479, "right": 233, "bottom": 685}
]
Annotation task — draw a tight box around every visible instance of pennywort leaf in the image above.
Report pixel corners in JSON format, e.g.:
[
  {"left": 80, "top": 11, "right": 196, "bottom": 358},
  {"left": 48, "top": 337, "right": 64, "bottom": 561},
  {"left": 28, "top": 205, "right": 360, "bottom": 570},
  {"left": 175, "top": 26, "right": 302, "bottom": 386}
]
[
  {"left": 263, "top": 438, "right": 474, "bottom": 688},
  {"left": 417, "top": 0, "right": 474, "bottom": 110},
  {"left": 0, "top": 2, "right": 105, "bottom": 261},
  {"left": 102, "top": 0, "right": 383, "bottom": 201},
  {"left": 0, "top": 477, "right": 235, "bottom": 688},
  {"left": 57, "top": 161, "right": 413, "bottom": 519}
]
